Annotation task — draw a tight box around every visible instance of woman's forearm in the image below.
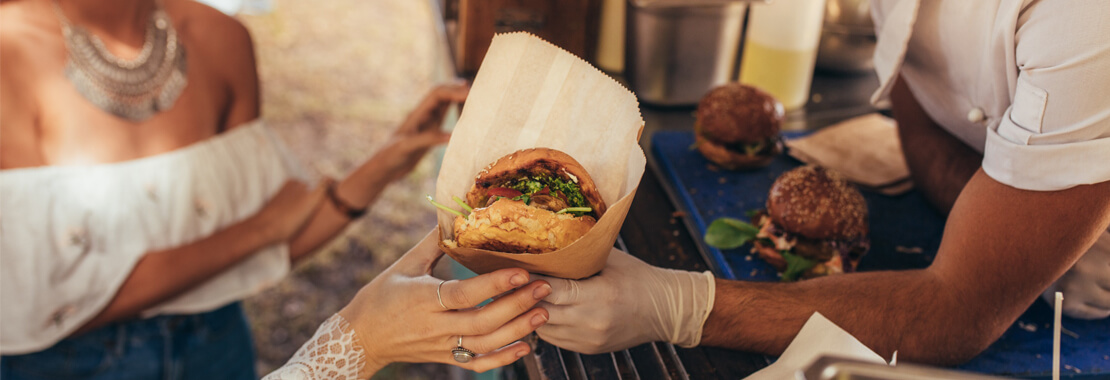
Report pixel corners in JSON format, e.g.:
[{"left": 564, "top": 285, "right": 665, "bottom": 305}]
[
  {"left": 288, "top": 153, "right": 393, "bottom": 262},
  {"left": 75, "top": 214, "right": 279, "bottom": 334},
  {"left": 287, "top": 84, "right": 463, "bottom": 261}
]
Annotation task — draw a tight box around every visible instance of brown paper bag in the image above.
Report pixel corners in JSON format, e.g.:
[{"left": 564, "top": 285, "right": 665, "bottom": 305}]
[
  {"left": 785, "top": 113, "right": 913, "bottom": 196},
  {"left": 434, "top": 33, "right": 645, "bottom": 279}
]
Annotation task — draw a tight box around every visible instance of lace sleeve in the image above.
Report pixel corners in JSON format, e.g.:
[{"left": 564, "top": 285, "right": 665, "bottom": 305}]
[{"left": 263, "top": 314, "right": 367, "bottom": 380}]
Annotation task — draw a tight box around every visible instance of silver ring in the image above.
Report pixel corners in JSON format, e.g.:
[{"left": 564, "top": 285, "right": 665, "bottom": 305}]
[
  {"left": 452, "top": 335, "right": 475, "bottom": 363},
  {"left": 436, "top": 280, "right": 449, "bottom": 310}
]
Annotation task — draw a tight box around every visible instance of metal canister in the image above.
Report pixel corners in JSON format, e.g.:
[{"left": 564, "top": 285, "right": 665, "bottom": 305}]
[{"left": 625, "top": 0, "right": 749, "bottom": 106}]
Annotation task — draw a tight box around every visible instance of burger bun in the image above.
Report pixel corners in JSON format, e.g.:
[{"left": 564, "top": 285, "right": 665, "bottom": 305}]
[{"left": 766, "top": 165, "right": 868, "bottom": 241}]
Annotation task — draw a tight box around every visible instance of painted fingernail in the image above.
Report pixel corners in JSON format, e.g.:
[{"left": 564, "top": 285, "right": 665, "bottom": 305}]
[
  {"left": 533, "top": 283, "right": 551, "bottom": 300},
  {"left": 510, "top": 274, "right": 526, "bottom": 286},
  {"left": 531, "top": 313, "right": 548, "bottom": 327}
]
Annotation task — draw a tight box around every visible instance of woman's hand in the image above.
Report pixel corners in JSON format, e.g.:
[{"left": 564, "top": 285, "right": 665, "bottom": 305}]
[
  {"left": 339, "top": 230, "right": 549, "bottom": 376},
  {"left": 374, "top": 84, "right": 468, "bottom": 183},
  {"left": 284, "top": 84, "right": 467, "bottom": 260},
  {"left": 252, "top": 179, "right": 332, "bottom": 245}
]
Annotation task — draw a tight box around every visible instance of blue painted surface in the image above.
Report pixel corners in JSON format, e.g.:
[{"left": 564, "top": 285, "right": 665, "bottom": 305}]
[{"left": 651, "top": 131, "right": 1110, "bottom": 379}]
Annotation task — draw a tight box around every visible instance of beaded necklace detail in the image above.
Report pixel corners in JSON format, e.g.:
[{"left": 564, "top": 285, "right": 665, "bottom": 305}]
[{"left": 52, "top": 0, "right": 187, "bottom": 121}]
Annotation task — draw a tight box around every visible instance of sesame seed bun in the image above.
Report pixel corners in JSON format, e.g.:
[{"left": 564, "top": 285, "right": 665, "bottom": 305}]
[{"left": 766, "top": 165, "right": 869, "bottom": 241}]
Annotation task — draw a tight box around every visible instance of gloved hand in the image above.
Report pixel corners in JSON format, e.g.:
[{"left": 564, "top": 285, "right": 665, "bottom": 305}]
[
  {"left": 532, "top": 248, "right": 716, "bottom": 354},
  {"left": 1043, "top": 230, "right": 1110, "bottom": 319}
]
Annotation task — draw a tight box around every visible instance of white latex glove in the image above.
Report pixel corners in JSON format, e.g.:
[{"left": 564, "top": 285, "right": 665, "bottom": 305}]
[
  {"left": 1043, "top": 230, "right": 1110, "bottom": 319},
  {"left": 532, "top": 248, "right": 715, "bottom": 354}
]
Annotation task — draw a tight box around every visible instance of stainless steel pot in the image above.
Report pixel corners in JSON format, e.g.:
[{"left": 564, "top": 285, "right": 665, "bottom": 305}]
[
  {"left": 815, "top": 0, "right": 875, "bottom": 73},
  {"left": 625, "top": 0, "right": 748, "bottom": 106}
]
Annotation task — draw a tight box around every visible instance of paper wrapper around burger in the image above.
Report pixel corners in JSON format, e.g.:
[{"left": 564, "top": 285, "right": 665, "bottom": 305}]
[{"left": 434, "top": 33, "right": 645, "bottom": 280}]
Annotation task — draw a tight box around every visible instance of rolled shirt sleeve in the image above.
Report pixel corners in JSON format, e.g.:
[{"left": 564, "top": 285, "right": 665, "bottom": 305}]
[{"left": 983, "top": 0, "right": 1110, "bottom": 191}]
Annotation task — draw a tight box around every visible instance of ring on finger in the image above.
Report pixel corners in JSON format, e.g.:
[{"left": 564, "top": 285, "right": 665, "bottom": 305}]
[
  {"left": 452, "top": 335, "right": 476, "bottom": 363},
  {"left": 436, "top": 280, "right": 449, "bottom": 310}
]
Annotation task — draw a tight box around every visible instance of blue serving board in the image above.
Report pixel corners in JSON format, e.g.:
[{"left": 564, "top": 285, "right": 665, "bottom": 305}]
[{"left": 651, "top": 131, "right": 1110, "bottom": 378}]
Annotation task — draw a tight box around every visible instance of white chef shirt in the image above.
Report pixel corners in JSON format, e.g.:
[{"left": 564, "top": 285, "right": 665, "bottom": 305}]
[
  {"left": 0, "top": 120, "right": 309, "bottom": 354},
  {"left": 870, "top": 0, "right": 1110, "bottom": 191}
]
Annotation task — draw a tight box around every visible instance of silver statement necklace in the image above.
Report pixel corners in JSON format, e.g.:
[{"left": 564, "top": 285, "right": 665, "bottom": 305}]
[{"left": 52, "top": 0, "right": 187, "bottom": 121}]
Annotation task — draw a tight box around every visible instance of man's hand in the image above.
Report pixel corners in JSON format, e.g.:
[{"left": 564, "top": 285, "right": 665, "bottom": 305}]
[
  {"left": 1043, "top": 231, "right": 1110, "bottom": 319},
  {"left": 532, "top": 249, "right": 715, "bottom": 354}
]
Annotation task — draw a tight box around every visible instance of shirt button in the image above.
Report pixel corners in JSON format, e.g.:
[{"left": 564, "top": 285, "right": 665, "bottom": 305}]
[{"left": 967, "top": 107, "right": 985, "bottom": 123}]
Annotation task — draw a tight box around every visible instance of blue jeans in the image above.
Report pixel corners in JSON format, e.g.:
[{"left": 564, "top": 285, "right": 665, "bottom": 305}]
[{"left": 1, "top": 302, "right": 257, "bottom": 380}]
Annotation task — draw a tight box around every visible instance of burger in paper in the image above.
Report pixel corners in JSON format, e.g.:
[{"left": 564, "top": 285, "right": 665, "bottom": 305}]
[
  {"left": 438, "top": 148, "right": 606, "bottom": 253},
  {"left": 434, "top": 147, "right": 628, "bottom": 279},
  {"left": 432, "top": 33, "right": 645, "bottom": 280}
]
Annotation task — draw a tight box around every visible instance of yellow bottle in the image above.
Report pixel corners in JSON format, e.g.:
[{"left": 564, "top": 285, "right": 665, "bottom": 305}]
[
  {"left": 739, "top": 0, "right": 827, "bottom": 111},
  {"left": 596, "top": 0, "right": 625, "bottom": 73}
]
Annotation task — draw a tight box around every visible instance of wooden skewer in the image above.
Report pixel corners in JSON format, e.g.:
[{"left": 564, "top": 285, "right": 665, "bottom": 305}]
[{"left": 1053, "top": 291, "right": 1063, "bottom": 380}]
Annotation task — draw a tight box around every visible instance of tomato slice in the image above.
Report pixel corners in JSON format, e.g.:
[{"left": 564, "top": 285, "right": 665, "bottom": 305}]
[
  {"left": 536, "top": 186, "right": 550, "bottom": 195},
  {"left": 487, "top": 187, "right": 523, "bottom": 197}
]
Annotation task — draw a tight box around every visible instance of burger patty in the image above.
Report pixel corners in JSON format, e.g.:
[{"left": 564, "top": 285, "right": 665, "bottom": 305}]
[{"left": 755, "top": 212, "right": 870, "bottom": 272}]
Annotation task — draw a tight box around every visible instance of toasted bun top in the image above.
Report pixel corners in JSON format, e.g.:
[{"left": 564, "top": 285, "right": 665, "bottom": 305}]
[
  {"left": 466, "top": 148, "right": 607, "bottom": 216},
  {"left": 766, "top": 165, "right": 868, "bottom": 240},
  {"left": 696, "top": 83, "right": 784, "bottom": 144}
]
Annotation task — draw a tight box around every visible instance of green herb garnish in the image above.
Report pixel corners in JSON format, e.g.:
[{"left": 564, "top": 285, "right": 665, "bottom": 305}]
[
  {"left": 512, "top": 193, "right": 532, "bottom": 205},
  {"left": 745, "top": 209, "right": 762, "bottom": 220},
  {"left": 781, "top": 250, "right": 817, "bottom": 282},
  {"left": 547, "top": 177, "right": 588, "bottom": 208},
  {"left": 742, "top": 141, "right": 765, "bottom": 156},
  {"left": 704, "top": 217, "right": 760, "bottom": 249},
  {"left": 555, "top": 207, "right": 592, "bottom": 215},
  {"left": 503, "top": 175, "right": 589, "bottom": 209},
  {"left": 508, "top": 178, "right": 545, "bottom": 195},
  {"left": 427, "top": 195, "right": 465, "bottom": 218},
  {"left": 452, "top": 196, "right": 473, "bottom": 213}
]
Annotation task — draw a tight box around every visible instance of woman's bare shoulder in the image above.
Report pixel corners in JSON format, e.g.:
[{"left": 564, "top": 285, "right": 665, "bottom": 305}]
[
  {"left": 166, "top": 0, "right": 255, "bottom": 57},
  {"left": 1, "top": 1, "right": 59, "bottom": 168},
  {"left": 165, "top": 0, "right": 260, "bottom": 127},
  {"left": 0, "top": 1, "right": 60, "bottom": 60}
]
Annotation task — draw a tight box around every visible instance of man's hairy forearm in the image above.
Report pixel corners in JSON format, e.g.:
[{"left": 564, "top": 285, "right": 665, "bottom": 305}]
[
  {"left": 890, "top": 77, "right": 980, "bottom": 215},
  {"left": 701, "top": 172, "right": 1110, "bottom": 366},
  {"left": 701, "top": 270, "right": 988, "bottom": 365}
]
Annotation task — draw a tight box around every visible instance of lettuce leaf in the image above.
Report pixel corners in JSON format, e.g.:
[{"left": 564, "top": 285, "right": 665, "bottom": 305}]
[
  {"left": 704, "top": 217, "right": 759, "bottom": 249},
  {"left": 781, "top": 251, "right": 817, "bottom": 282}
]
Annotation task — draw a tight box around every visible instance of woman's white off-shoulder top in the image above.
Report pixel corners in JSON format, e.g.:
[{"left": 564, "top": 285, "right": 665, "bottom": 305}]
[{"left": 0, "top": 120, "right": 308, "bottom": 354}]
